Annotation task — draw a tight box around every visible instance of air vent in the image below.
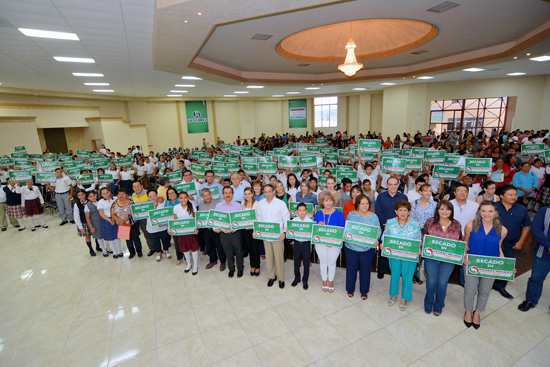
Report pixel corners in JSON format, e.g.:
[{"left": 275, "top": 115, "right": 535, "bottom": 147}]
[
  {"left": 427, "top": 2, "right": 460, "bottom": 13},
  {"left": 251, "top": 34, "right": 272, "bottom": 40},
  {"left": 411, "top": 50, "right": 429, "bottom": 55},
  {"left": 296, "top": 63, "right": 310, "bottom": 67}
]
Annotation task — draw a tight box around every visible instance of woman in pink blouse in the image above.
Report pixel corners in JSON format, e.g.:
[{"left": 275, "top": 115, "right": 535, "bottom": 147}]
[{"left": 422, "top": 200, "right": 463, "bottom": 316}]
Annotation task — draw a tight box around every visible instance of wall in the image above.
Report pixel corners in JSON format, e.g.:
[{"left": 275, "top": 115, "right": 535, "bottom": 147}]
[
  {"left": 64, "top": 127, "right": 86, "bottom": 152},
  {"left": 98, "top": 119, "right": 149, "bottom": 154},
  {"left": 0, "top": 117, "right": 42, "bottom": 156}
]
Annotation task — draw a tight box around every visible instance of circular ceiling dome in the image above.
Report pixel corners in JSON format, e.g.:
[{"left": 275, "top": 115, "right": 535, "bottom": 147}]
[{"left": 276, "top": 19, "right": 438, "bottom": 62}]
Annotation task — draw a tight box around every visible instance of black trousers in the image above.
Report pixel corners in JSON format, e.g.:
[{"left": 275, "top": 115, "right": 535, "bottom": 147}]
[
  {"left": 202, "top": 228, "right": 226, "bottom": 264},
  {"left": 494, "top": 244, "right": 516, "bottom": 290},
  {"left": 294, "top": 241, "right": 311, "bottom": 282},
  {"left": 242, "top": 229, "right": 261, "bottom": 268},
  {"left": 220, "top": 231, "right": 243, "bottom": 272},
  {"left": 377, "top": 249, "right": 389, "bottom": 274}
]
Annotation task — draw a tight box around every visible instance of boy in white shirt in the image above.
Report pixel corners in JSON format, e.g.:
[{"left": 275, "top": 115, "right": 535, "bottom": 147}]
[
  {"left": 289, "top": 203, "right": 313, "bottom": 290},
  {"left": 20, "top": 180, "right": 48, "bottom": 231}
]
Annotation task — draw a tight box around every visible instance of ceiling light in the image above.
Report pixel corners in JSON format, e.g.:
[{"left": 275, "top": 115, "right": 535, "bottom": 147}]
[
  {"left": 73, "top": 73, "right": 104, "bottom": 77},
  {"left": 513, "top": 56, "right": 518, "bottom": 60},
  {"left": 463, "top": 68, "right": 485, "bottom": 72},
  {"left": 93, "top": 89, "right": 114, "bottom": 93},
  {"left": 427, "top": 2, "right": 460, "bottom": 13},
  {"left": 417, "top": 76, "right": 434, "bottom": 79},
  {"left": 352, "top": 87, "right": 367, "bottom": 91},
  {"left": 529, "top": 55, "right": 550, "bottom": 62},
  {"left": 272, "top": 95, "right": 284, "bottom": 97},
  {"left": 224, "top": 95, "right": 237, "bottom": 97},
  {"left": 18, "top": 28, "right": 79, "bottom": 41},
  {"left": 167, "top": 94, "right": 182, "bottom": 97},
  {"left": 305, "top": 87, "right": 320, "bottom": 90},
  {"left": 246, "top": 86, "right": 265, "bottom": 89},
  {"left": 84, "top": 82, "right": 109, "bottom": 86},
  {"left": 338, "top": 38, "right": 363, "bottom": 77},
  {"left": 175, "top": 84, "right": 195, "bottom": 87},
  {"left": 286, "top": 92, "right": 300, "bottom": 94},
  {"left": 526, "top": 53, "right": 531, "bottom": 56},
  {"left": 181, "top": 76, "right": 202, "bottom": 80},
  {"left": 197, "top": 12, "right": 202, "bottom": 15},
  {"left": 234, "top": 91, "right": 249, "bottom": 94},
  {"left": 54, "top": 56, "right": 95, "bottom": 63},
  {"left": 380, "top": 82, "right": 396, "bottom": 86},
  {"left": 507, "top": 72, "right": 526, "bottom": 76},
  {"left": 170, "top": 90, "right": 188, "bottom": 93},
  {"left": 184, "top": 20, "right": 188, "bottom": 23}
]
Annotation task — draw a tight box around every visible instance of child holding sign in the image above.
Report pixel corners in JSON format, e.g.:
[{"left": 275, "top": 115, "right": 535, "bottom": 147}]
[
  {"left": 173, "top": 191, "right": 199, "bottom": 274},
  {"left": 290, "top": 203, "right": 313, "bottom": 290},
  {"left": 20, "top": 180, "right": 48, "bottom": 230},
  {"left": 97, "top": 188, "right": 122, "bottom": 258},
  {"left": 3, "top": 179, "right": 27, "bottom": 231}
]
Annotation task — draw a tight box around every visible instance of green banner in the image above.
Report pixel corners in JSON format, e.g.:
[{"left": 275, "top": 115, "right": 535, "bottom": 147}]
[
  {"left": 10, "top": 152, "right": 27, "bottom": 161},
  {"left": 185, "top": 101, "right": 209, "bottom": 133},
  {"left": 289, "top": 99, "right": 307, "bottom": 128},
  {"left": 169, "top": 218, "right": 196, "bottom": 236},
  {"left": 338, "top": 149, "right": 350, "bottom": 159},
  {"left": 432, "top": 165, "right": 461, "bottom": 180},
  {"left": 9, "top": 170, "right": 33, "bottom": 182},
  {"left": 299, "top": 155, "right": 318, "bottom": 169},
  {"left": 258, "top": 162, "right": 277, "bottom": 175},
  {"left": 423, "top": 150, "right": 446, "bottom": 163},
  {"left": 230, "top": 209, "right": 256, "bottom": 230},
  {"left": 149, "top": 207, "right": 173, "bottom": 225},
  {"left": 62, "top": 160, "right": 79, "bottom": 169},
  {"left": 312, "top": 224, "right": 344, "bottom": 248},
  {"left": 404, "top": 157, "right": 422, "bottom": 170},
  {"left": 220, "top": 144, "right": 231, "bottom": 151},
  {"left": 278, "top": 156, "right": 298, "bottom": 169},
  {"left": 288, "top": 202, "right": 314, "bottom": 218},
  {"left": 422, "top": 235, "right": 467, "bottom": 265},
  {"left": 466, "top": 254, "right": 516, "bottom": 281},
  {"left": 344, "top": 221, "right": 379, "bottom": 248},
  {"left": 36, "top": 172, "right": 57, "bottom": 184},
  {"left": 77, "top": 173, "right": 95, "bottom": 185},
  {"left": 213, "top": 154, "right": 226, "bottom": 163},
  {"left": 191, "top": 163, "right": 206, "bottom": 176},
  {"left": 89, "top": 153, "right": 103, "bottom": 160},
  {"left": 254, "top": 221, "right": 282, "bottom": 241},
  {"left": 286, "top": 220, "right": 314, "bottom": 241},
  {"left": 196, "top": 211, "right": 210, "bottom": 228},
  {"left": 211, "top": 165, "right": 230, "bottom": 178},
  {"left": 521, "top": 144, "right": 545, "bottom": 155},
  {"left": 381, "top": 157, "right": 406, "bottom": 174},
  {"left": 97, "top": 174, "right": 113, "bottom": 185},
  {"left": 42, "top": 161, "right": 60, "bottom": 172},
  {"left": 358, "top": 139, "right": 381, "bottom": 153},
  {"left": 465, "top": 158, "right": 492, "bottom": 174},
  {"left": 243, "top": 163, "right": 258, "bottom": 175},
  {"left": 315, "top": 138, "right": 327, "bottom": 146},
  {"left": 207, "top": 209, "right": 231, "bottom": 230},
  {"left": 382, "top": 235, "right": 421, "bottom": 262}
]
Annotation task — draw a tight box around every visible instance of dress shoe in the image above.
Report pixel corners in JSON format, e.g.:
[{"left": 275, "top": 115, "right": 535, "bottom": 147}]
[
  {"left": 14, "top": 224, "right": 20, "bottom": 228},
  {"left": 69, "top": 220, "right": 75, "bottom": 224},
  {"left": 113, "top": 254, "right": 119, "bottom": 259},
  {"left": 129, "top": 253, "right": 135, "bottom": 259},
  {"left": 291, "top": 279, "right": 300, "bottom": 287},
  {"left": 137, "top": 252, "right": 143, "bottom": 258},
  {"left": 303, "top": 282, "right": 308, "bottom": 290},
  {"left": 220, "top": 263, "right": 226, "bottom": 272},
  {"left": 31, "top": 227, "right": 36, "bottom": 231},
  {"left": 205, "top": 261, "right": 217, "bottom": 269},
  {"left": 377, "top": 272, "right": 384, "bottom": 279},
  {"left": 60, "top": 221, "right": 68, "bottom": 226},
  {"left": 18, "top": 227, "right": 26, "bottom": 231},
  {"left": 103, "top": 252, "right": 109, "bottom": 257},
  {"left": 192, "top": 270, "right": 198, "bottom": 276},
  {"left": 267, "top": 277, "right": 277, "bottom": 287},
  {"left": 463, "top": 312, "right": 472, "bottom": 328},
  {"left": 1, "top": 228, "right": 6, "bottom": 231},
  {"left": 493, "top": 286, "right": 513, "bottom": 299},
  {"left": 279, "top": 281, "right": 285, "bottom": 289},
  {"left": 147, "top": 250, "right": 155, "bottom": 257},
  {"left": 237, "top": 271, "right": 243, "bottom": 278},
  {"left": 42, "top": 225, "right": 48, "bottom": 228},
  {"left": 243, "top": 252, "right": 249, "bottom": 258},
  {"left": 518, "top": 300, "right": 536, "bottom": 312},
  {"left": 228, "top": 270, "right": 235, "bottom": 278}
]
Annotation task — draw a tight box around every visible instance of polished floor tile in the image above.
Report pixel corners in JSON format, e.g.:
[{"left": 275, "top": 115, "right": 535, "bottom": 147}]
[{"left": 1, "top": 211, "right": 549, "bottom": 366}]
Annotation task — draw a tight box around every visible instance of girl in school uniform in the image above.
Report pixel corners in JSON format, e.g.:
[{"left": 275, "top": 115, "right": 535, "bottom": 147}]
[
  {"left": 85, "top": 190, "right": 109, "bottom": 256},
  {"left": 172, "top": 191, "right": 200, "bottom": 274},
  {"left": 76, "top": 169, "right": 97, "bottom": 192},
  {"left": 106, "top": 163, "right": 119, "bottom": 194},
  {"left": 116, "top": 165, "right": 136, "bottom": 195},
  {"left": 73, "top": 189, "right": 96, "bottom": 256},
  {"left": 97, "top": 187, "right": 122, "bottom": 258},
  {"left": 163, "top": 187, "right": 182, "bottom": 263},
  {"left": 20, "top": 180, "right": 48, "bottom": 231},
  {"left": 3, "top": 178, "right": 26, "bottom": 231}
]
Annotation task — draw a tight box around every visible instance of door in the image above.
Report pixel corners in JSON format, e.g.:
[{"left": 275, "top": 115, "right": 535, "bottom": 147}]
[{"left": 43, "top": 128, "right": 68, "bottom": 153}]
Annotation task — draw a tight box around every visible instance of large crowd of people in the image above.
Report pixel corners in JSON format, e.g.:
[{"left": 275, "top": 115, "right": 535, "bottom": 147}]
[{"left": 1, "top": 127, "right": 549, "bottom": 327}]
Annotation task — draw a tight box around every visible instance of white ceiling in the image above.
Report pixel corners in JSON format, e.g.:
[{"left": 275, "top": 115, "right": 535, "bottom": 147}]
[{"left": 0, "top": 0, "right": 549, "bottom": 99}]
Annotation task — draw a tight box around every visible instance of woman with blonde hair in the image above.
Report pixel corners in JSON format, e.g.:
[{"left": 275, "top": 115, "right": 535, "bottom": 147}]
[
  {"left": 242, "top": 187, "right": 261, "bottom": 276},
  {"left": 323, "top": 176, "right": 343, "bottom": 208}
]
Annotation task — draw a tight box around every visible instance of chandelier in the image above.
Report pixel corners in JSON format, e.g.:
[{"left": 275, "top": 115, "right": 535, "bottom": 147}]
[{"left": 338, "top": 38, "right": 363, "bottom": 77}]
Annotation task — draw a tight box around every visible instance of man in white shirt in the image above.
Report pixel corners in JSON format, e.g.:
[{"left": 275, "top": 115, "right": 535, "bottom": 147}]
[
  {"left": 230, "top": 173, "right": 250, "bottom": 202},
  {"left": 45, "top": 168, "right": 74, "bottom": 225},
  {"left": 148, "top": 151, "right": 158, "bottom": 163},
  {"left": 170, "top": 153, "right": 181, "bottom": 171},
  {"left": 451, "top": 183, "right": 479, "bottom": 237},
  {"left": 407, "top": 176, "right": 427, "bottom": 202},
  {"left": 255, "top": 184, "right": 290, "bottom": 288}
]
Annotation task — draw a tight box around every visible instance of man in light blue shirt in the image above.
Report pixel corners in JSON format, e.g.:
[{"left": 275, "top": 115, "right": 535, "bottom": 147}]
[
  {"left": 199, "top": 170, "right": 224, "bottom": 193},
  {"left": 230, "top": 173, "right": 250, "bottom": 202},
  {"left": 512, "top": 162, "right": 538, "bottom": 201}
]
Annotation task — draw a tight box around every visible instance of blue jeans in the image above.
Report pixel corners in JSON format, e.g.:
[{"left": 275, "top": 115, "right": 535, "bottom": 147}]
[
  {"left": 526, "top": 255, "right": 550, "bottom": 305},
  {"left": 345, "top": 247, "right": 375, "bottom": 295},
  {"left": 424, "top": 259, "right": 455, "bottom": 313}
]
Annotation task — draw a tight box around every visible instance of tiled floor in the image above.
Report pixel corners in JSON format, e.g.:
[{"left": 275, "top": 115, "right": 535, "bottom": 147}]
[{"left": 1, "top": 211, "right": 549, "bottom": 367}]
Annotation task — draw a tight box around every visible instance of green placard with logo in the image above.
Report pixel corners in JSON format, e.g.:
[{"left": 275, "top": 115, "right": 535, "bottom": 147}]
[
  {"left": 213, "top": 154, "right": 226, "bottom": 163},
  {"left": 465, "top": 158, "right": 492, "bottom": 174},
  {"left": 191, "top": 163, "right": 206, "bottom": 177},
  {"left": 243, "top": 163, "right": 258, "bottom": 175},
  {"left": 14, "top": 160, "right": 32, "bottom": 169},
  {"left": 306, "top": 146, "right": 321, "bottom": 154},
  {"left": 289, "top": 99, "right": 307, "bottom": 128},
  {"left": 404, "top": 157, "right": 422, "bottom": 170},
  {"left": 28, "top": 154, "right": 43, "bottom": 162},
  {"left": 344, "top": 221, "right": 379, "bottom": 248},
  {"left": 382, "top": 235, "right": 421, "bottom": 262},
  {"left": 226, "top": 160, "right": 240, "bottom": 172},
  {"left": 274, "top": 147, "right": 289, "bottom": 156},
  {"left": 77, "top": 173, "right": 94, "bottom": 185},
  {"left": 89, "top": 153, "right": 103, "bottom": 160},
  {"left": 432, "top": 165, "right": 461, "bottom": 180},
  {"left": 196, "top": 211, "right": 210, "bottom": 228},
  {"left": 288, "top": 201, "right": 314, "bottom": 218},
  {"left": 253, "top": 221, "right": 282, "bottom": 241},
  {"left": 286, "top": 220, "right": 314, "bottom": 241},
  {"left": 77, "top": 150, "right": 90, "bottom": 158},
  {"left": 315, "top": 138, "right": 327, "bottom": 146},
  {"left": 324, "top": 153, "right": 338, "bottom": 164},
  {"left": 97, "top": 174, "right": 113, "bottom": 185},
  {"left": 312, "top": 224, "right": 344, "bottom": 248},
  {"left": 185, "top": 101, "right": 209, "bottom": 133},
  {"left": 230, "top": 209, "right": 256, "bottom": 230},
  {"left": 358, "top": 139, "right": 381, "bottom": 153},
  {"left": 93, "top": 158, "right": 111, "bottom": 170},
  {"left": 62, "top": 160, "right": 79, "bottom": 169},
  {"left": 278, "top": 156, "right": 298, "bottom": 169},
  {"left": 466, "top": 254, "right": 515, "bottom": 281},
  {"left": 422, "top": 235, "right": 467, "bottom": 265},
  {"left": 36, "top": 172, "right": 57, "bottom": 184},
  {"left": 59, "top": 155, "right": 73, "bottom": 162},
  {"left": 299, "top": 155, "right": 318, "bottom": 169},
  {"left": 338, "top": 149, "right": 350, "bottom": 159},
  {"left": 337, "top": 170, "right": 357, "bottom": 183},
  {"left": 411, "top": 147, "right": 428, "bottom": 157},
  {"left": 149, "top": 207, "right": 173, "bottom": 225},
  {"left": 544, "top": 150, "right": 550, "bottom": 164},
  {"left": 444, "top": 155, "right": 467, "bottom": 169},
  {"left": 0, "top": 157, "right": 14, "bottom": 167},
  {"left": 175, "top": 182, "right": 199, "bottom": 197},
  {"left": 10, "top": 152, "right": 27, "bottom": 161},
  {"left": 423, "top": 150, "right": 446, "bottom": 163},
  {"left": 14, "top": 146, "right": 26, "bottom": 153},
  {"left": 211, "top": 165, "right": 229, "bottom": 178},
  {"left": 381, "top": 157, "right": 406, "bottom": 174},
  {"left": 207, "top": 209, "right": 231, "bottom": 230},
  {"left": 521, "top": 144, "right": 545, "bottom": 155},
  {"left": 258, "top": 162, "right": 277, "bottom": 175},
  {"left": 66, "top": 168, "right": 81, "bottom": 179},
  {"left": 167, "top": 171, "right": 182, "bottom": 184},
  {"left": 169, "top": 218, "right": 196, "bottom": 236},
  {"left": 9, "top": 170, "right": 33, "bottom": 182}
]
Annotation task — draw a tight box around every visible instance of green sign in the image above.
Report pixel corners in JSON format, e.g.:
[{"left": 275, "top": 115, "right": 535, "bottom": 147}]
[
  {"left": 544, "top": 150, "right": 550, "bottom": 164},
  {"left": 312, "top": 224, "right": 344, "bottom": 248},
  {"left": 167, "top": 171, "right": 183, "bottom": 184},
  {"left": 423, "top": 150, "right": 446, "bottom": 164},
  {"left": 243, "top": 163, "right": 258, "bottom": 175},
  {"left": 358, "top": 139, "right": 381, "bottom": 153},
  {"left": 315, "top": 138, "right": 327, "bottom": 146},
  {"left": 278, "top": 156, "right": 298, "bottom": 169},
  {"left": 0, "top": 157, "right": 14, "bottom": 167},
  {"left": 344, "top": 221, "right": 379, "bottom": 248},
  {"left": 324, "top": 153, "right": 338, "bottom": 164},
  {"left": 148, "top": 207, "right": 173, "bottom": 225},
  {"left": 213, "top": 154, "right": 226, "bottom": 163},
  {"left": 288, "top": 202, "right": 314, "bottom": 218},
  {"left": 77, "top": 150, "right": 90, "bottom": 158},
  {"left": 36, "top": 172, "right": 57, "bottom": 184},
  {"left": 185, "top": 101, "right": 209, "bottom": 133},
  {"left": 196, "top": 211, "right": 210, "bottom": 228},
  {"left": 521, "top": 144, "right": 545, "bottom": 155},
  {"left": 169, "top": 218, "right": 196, "bottom": 236},
  {"left": 59, "top": 155, "right": 73, "bottom": 162},
  {"left": 274, "top": 147, "right": 289, "bottom": 156},
  {"left": 338, "top": 149, "right": 350, "bottom": 159},
  {"left": 412, "top": 147, "right": 428, "bottom": 157},
  {"left": 299, "top": 155, "right": 318, "bottom": 169},
  {"left": 226, "top": 160, "right": 240, "bottom": 172},
  {"left": 28, "top": 154, "right": 43, "bottom": 162},
  {"left": 432, "top": 165, "right": 461, "bottom": 180},
  {"left": 66, "top": 168, "right": 81, "bottom": 179},
  {"left": 9, "top": 170, "right": 33, "bottom": 182},
  {"left": 207, "top": 209, "right": 231, "bottom": 230},
  {"left": 381, "top": 157, "right": 406, "bottom": 174},
  {"left": 62, "top": 160, "right": 79, "bottom": 169},
  {"left": 97, "top": 174, "right": 113, "bottom": 185},
  {"left": 337, "top": 170, "right": 357, "bottom": 183},
  {"left": 211, "top": 165, "right": 229, "bottom": 178},
  {"left": 220, "top": 144, "right": 231, "bottom": 151},
  {"left": 14, "top": 160, "right": 32, "bottom": 169},
  {"left": 230, "top": 209, "right": 256, "bottom": 230},
  {"left": 382, "top": 235, "right": 421, "bottom": 262},
  {"left": 14, "top": 146, "right": 26, "bottom": 153},
  {"left": 191, "top": 163, "right": 206, "bottom": 176},
  {"left": 10, "top": 152, "right": 27, "bottom": 161},
  {"left": 466, "top": 254, "right": 516, "bottom": 281},
  {"left": 253, "top": 221, "right": 282, "bottom": 241},
  {"left": 404, "top": 157, "right": 422, "bottom": 170},
  {"left": 286, "top": 220, "right": 314, "bottom": 241},
  {"left": 89, "top": 153, "right": 103, "bottom": 160},
  {"left": 444, "top": 155, "right": 467, "bottom": 169},
  {"left": 289, "top": 99, "right": 307, "bottom": 128},
  {"left": 93, "top": 158, "right": 111, "bottom": 170},
  {"left": 465, "top": 158, "right": 492, "bottom": 174},
  {"left": 77, "top": 173, "right": 95, "bottom": 185},
  {"left": 258, "top": 162, "right": 277, "bottom": 175},
  {"left": 422, "top": 235, "right": 467, "bottom": 265}
]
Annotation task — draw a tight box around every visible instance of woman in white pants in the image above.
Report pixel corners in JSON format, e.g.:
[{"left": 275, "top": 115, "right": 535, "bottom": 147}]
[{"left": 313, "top": 189, "right": 346, "bottom": 293}]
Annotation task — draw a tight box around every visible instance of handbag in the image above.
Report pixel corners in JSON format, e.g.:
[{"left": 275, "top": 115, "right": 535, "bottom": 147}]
[{"left": 117, "top": 224, "right": 131, "bottom": 240}]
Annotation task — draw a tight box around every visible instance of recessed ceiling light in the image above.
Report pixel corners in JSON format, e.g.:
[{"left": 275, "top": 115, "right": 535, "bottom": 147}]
[
  {"left": 462, "top": 68, "right": 485, "bottom": 72},
  {"left": 529, "top": 55, "right": 550, "bottom": 62},
  {"left": 175, "top": 84, "right": 195, "bottom": 87},
  {"left": 246, "top": 86, "right": 265, "bottom": 89},
  {"left": 234, "top": 91, "right": 249, "bottom": 94},
  {"left": 181, "top": 76, "right": 202, "bottom": 80},
  {"left": 54, "top": 56, "right": 95, "bottom": 63},
  {"left": 93, "top": 89, "right": 114, "bottom": 93},
  {"left": 84, "top": 82, "right": 109, "bottom": 86},
  {"left": 513, "top": 56, "right": 518, "bottom": 60},
  {"left": 73, "top": 73, "right": 104, "bottom": 77},
  {"left": 167, "top": 94, "right": 182, "bottom": 97},
  {"left": 18, "top": 28, "right": 79, "bottom": 41},
  {"left": 286, "top": 92, "right": 300, "bottom": 94},
  {"left": 526, "top": 53, "right": 531, "bottom": 56},
  {"left": 417, "top": 76, "right": 434, "bottom": 79},
  {"left": 197, "top": 12, "right": 202, "bottom": 15},
  {"left": 272, "top": 95, "right": 284, "bottom": 97},
  {"left": 506, "top": 72, "right": 526, "bottom": 76},
  {"left": 224, "top": 95, "right": 237, "bottom": 97},
  {"left": 380, "top": 82, "right": 396, "bottom": 86},
  {"left": 352, "top": 87, "right": 368, "bottom": 91},
  {"left": 305, "top": 87, "right": 321, "bottom": 90},
  {"left": 184, "top": 20, "right": 188, "bottom": 23},
  {"left": 170, "top": 90, "right": 188, "bottom": 93}
]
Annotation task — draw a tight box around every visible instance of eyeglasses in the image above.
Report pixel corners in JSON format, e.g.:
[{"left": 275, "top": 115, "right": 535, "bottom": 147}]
[{"left": 456, "top": 190, "right": 468, "bottom": 193}]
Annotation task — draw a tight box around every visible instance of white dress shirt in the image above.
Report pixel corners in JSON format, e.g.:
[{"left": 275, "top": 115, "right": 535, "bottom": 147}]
[
  {"left": 256, "top": 197, "right": 291, "bottom": 233},
  {"left": 451, "top": 199, "right": 479, "bottom": 236},
  {"left": 20, "top": 186, "right": 44, "bottom": 206},
  {"left": 173, "top": 203, "right": 195, "bottom": 219},
  {"left": 97, "top": 198, "right": 115, "bottom": 218},
  {"left": 52, "top": 176, "right": 72, "bottom": 193}
]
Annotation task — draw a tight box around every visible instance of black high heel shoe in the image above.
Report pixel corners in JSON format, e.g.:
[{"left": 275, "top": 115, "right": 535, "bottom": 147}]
[
  {"left": 463, "top": 312, "right": 473, "bottom": 328},
  {"left": 472, "top": 310, "right": 480, "bottom": 329}
]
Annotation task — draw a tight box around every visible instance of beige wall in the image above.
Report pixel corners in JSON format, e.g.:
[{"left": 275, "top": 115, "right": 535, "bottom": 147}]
[
  {"left": 64, "top": 127, "right": 86, "bottom": 152},
  {"left": 0, "top": 118, "right": 42, "bottom": 156}
]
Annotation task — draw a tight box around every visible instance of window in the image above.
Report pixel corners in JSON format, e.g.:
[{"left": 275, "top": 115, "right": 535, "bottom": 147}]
[
  {"left": 314, "top": 96, "right": 338, "bottom": 128},
  {"left": 430, "top": 97, "right": 508, "bottom": 136}
]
